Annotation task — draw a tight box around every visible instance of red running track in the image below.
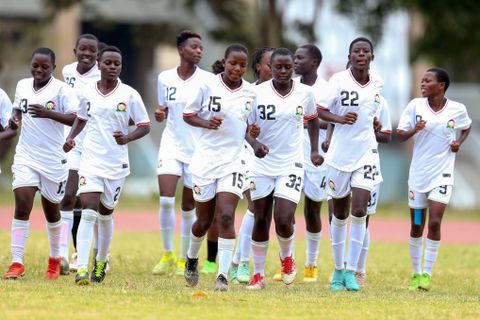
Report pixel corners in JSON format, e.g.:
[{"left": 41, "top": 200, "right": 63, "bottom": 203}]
[{"left": 0, "top": 207, "right": 478, "bottom": 244}]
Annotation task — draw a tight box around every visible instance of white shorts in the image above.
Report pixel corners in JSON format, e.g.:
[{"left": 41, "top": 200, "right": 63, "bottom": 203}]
[
  {"left": 67, "top": 149, "right": 82, "bottom": 171},
  {"left": 408, "top": 185, "right": 452, "bottom": 209},
  {"left": 327, "top": 162, "right": 382, "bottom": 199},
  {"left": 192, "top": 172, "right": 245, "bottom": 202},
  {"left": 303, "top": 168, "right": 328, "bottom": 202},
  {"left": 367, "top": 183, "right": 381, "bottom": 215},
  {"left": 250, "top": 170, "right": 304, "bottom": 204},
  {"left": 77, "top": 174, "right": 125, "bottom": 210},
  {"left": 12, "top": 164, "right": 67, "bottom": 203},
  {"left": 157, "top": 157, "right": 193, "bottom": 188}
]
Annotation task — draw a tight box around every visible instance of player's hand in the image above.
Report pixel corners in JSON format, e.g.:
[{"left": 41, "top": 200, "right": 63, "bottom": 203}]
[
  {"left": 8, "top": 117, "right": 19, "bottom": 130},
  {"left": 340, "top": 112, "right": 357, "bottom": 125},
  {"left": 63, "top": 138, "right": 76, "bottom": 153},
  {"left": 310, "top": 151, "right": 324, "bottom": 167},
  {"left": 414, "top": 120, "right": 427, "bottom": 132},
  {"left": 450, "top": 140, "right": 461, "bottom": 153},
  {"left": 113, "top": 130, "right": 129, "bottom": 145},
  {"left": 206, "top": 116, "right": 223, "bottom": 130},
  {"left": 373, "top": 116, "right": 382, "bottom": 132},
  {"left": 154, "top": 107, "right": 167, "bottom": 122},
  {"left": 248, "top": 123, "right": 260, "bottom": 139},
  {"left": 253, "top": 141, "right": 269, "bottom": 158},
  {"left": 28, "top": 104, "right": 50, "bottom": 118},
  {"left": 321, "top": 139, "right": 330, "bottom": 153}
]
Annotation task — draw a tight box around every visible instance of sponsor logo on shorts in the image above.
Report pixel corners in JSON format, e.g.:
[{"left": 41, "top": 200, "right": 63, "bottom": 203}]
[
  {"left": 116, "top": 102, "right": 127, "bottom": 112},
  {"left": 45, "top": 101, "right": 56, "bottom": 110},
  {"left": 442, "top": 173, "right": 451, "bottom": 178},
  {"left": 79, "top": 176, "right": 86, "bottom": 186},
  {"left": 446, "top": 119, "right": 455, "bottom": 129},
  {"left": 295, "top": 106, "right": 304, "bottom": 116},
  {"left": 329, "top": 179, "right": 335, "bottom": 191},
  {"left": 122, "top": 163, "right": 128, "bottom": 169},
  {"left": 295, "top": 162, "right": 303, "bottom": 168},
  {"left": 409, "top": 190, "right": 415, "bottom": 200},
  {"left": 193, "top": 185, "right": 201, "bottom": 195},
  {"left": 250, "top": 181, "right": 256, "bottom": 191}
]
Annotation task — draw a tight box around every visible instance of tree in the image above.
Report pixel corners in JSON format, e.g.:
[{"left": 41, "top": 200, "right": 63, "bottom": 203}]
[{"left": 334, "top": 0, "right": 480, "bottom": 81}]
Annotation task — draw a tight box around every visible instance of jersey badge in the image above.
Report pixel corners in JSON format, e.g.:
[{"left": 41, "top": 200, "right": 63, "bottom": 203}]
[
  {"left": 409, "top": 190, "right": 415, "bottom": 200},
  {"left": 374, "top": 94, "right": 380, "bottom": 105},
  {"left": 79, "top": 176, "right": 87, "bottom": 186},
  {"left": 295, "top": 106, "right": 304, "bottom": 116},
  {"left": 116, "top": 102, "right": 127, "bottom": 112},
  {"left": 249, "top": 181, "right": 256, "bottom": 191},
  {"left": 46, "top": 101, "right": 56, "bottom": 111},
  {"left": 193, "top": 185, "right": 201, "bottom": 195},
  {"left": 446, "top": 119, "right": 455, "bottom": 129},
  {"left": 245, "top": 101, "right": 252, "bottom": 112}
]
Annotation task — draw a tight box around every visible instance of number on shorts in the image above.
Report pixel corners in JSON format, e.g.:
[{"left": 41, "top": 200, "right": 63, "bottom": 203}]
[
  {"left": 364, "top": 165, "right": 378, "bottom": 181},
  {"left": 258, "top": 104, "right": 276, "bottom": 120},
  {"left": 368, "top": 192, "right": 377, "bottom": 207},
  {"left": 320, "top": 176, "right": 326, "bottom": 189},
  {"left": 113, "top": 187, "right": 121, "bottom": 202},
  {"left": 56, "top": 180, "right": 66, "bottom": 195},
  {"left": 86, "top": 101, "right": 91, "bottom": 117},
  {"left": 439, "top": 185, "right": 447, "bottom": 195},
  {"left": 285, "top": 174, "right": 302, "bottom": 192},
  {"left": 231, "top": 173, "right": 244, "bottom": 189}
]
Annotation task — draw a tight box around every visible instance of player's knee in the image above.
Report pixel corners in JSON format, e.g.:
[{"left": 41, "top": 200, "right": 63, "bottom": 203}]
[
  {"left": 81, "top": 209, "right": 98, "bottom": 223},
  {"left": 351, "top": 207, "right": 367, "bottom": 218},
  {"left": 217, "top": 210, "right": 234, "bottom": 230},
  {"left": 428, "top": 219, "right": 441, "bottom": 233},
  {"left": 159, "top": 196, "right": 175, "bottom": 210}
]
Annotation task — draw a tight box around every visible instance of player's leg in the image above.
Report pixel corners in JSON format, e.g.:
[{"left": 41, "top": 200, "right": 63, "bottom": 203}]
[
  {"left": 201, "top": 218, "right": 218, "bottom": 274},
  {"left": 233, "top": 189, "right": 255, "bottom": 284},
  {"left": 42, "top": 195, "right": 63, "bottom": 280},
  {"left": 59, "top": 169, "right": 79, "bottom": 275},
  {"left": 177, "top": 184, "right": 195, "bottom": 275},
  {"left": 4, "top": 185, "right": 36, "bottom": 279},
  {"left": 152, "top": 174, "right": 180, "bottom": 275},
  {"left": 407, "top": 189, "right": 427, "bottom": 290}
]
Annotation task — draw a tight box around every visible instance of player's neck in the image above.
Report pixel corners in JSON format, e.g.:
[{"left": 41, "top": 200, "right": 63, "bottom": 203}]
[
  {"left": 76, "top": 63, "right": 95, "bottom": 75},
  {"left": 97, "top": 79, "right": 119, "bottom": 95},
  {"left": 221, "top": 73, "right": 242, "bottom": 90},
  {"left": 33, "top": 76, "right": 52, "bottom": 90},
  {"left": 272, "top": 79, "right": 293, "bottom": 96},
  {"left": 177, "top": 63, "right": 196, "bottom": 80},
  {"left": 301, "top": 73, "right": 317, "bottom": 86},
  {"left": 427, "top": 96, "right": 447, "bottom": 111},
  {"left": 350, "top": 68, "right": 370, "bottom": 85}
]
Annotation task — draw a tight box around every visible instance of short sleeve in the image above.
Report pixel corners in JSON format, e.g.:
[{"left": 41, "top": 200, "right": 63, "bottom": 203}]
[
  {"left": 183, "top": 83, "right": 208, "bottom": 117},
  {"left": 378, "top": 97, "right": 392, "bottom": 133},
  {"left": 397, "top": 100, "right": 416, "bottom": 132},
  {"left": 304, "top": 89, "right": 318, "bottom": 121},
  {"left": 315, "top": 81, "right": 332, "bottom": 110},
  {"left": 12, "top": 82, "right": 22, "bottom": 111},
  {"left": 60, "top": 84, "right": 80, "bottom": 115},
  {"left": 157, "top": 74, "right": 166, "bottom": 107},
  {"left": 455, "top": 103, "right": 472, "bottom": 130},
  {"left": 129, "top": 90, "right": 150, "bottom": 126},
  {"left": 0, "top": 89, "right": 12, "bottom": 128},
  {"left": 324, "top": 74, "right": 341, "bottom": 113}
]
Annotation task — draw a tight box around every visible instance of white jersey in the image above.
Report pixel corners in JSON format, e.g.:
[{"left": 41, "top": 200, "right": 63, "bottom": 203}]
[
  {"left": 12, "top": 77, "right": 79, "bottom": 180},
  {"left": 397, "top": 98, "right": 471, "bottom": 192},
  {"left": 294, "top": 76, "right": 330, "bottom": 172},
  {"left": 158, "top": 67, "right": 213, "bottom": 164},
  {"left": 80, "top": 81, "right": 150, "bottom": 180},
  {"left": 248, "top": 80, "right": 318, "bottom": 176},
  {"left": 0, "top": 88, "right": 12, "bottom": 129},
  {"left": 321, "top": 69, "right": 383, "bottom": 171},
  {"left": 184, "top": 74, "right": 255, "bottom": 180},
  {"left": 376, "top": 96, "right": 392, "bottom": 136},
  {"left": 62, "top": 62, "right": 101, "bottom": 152}
]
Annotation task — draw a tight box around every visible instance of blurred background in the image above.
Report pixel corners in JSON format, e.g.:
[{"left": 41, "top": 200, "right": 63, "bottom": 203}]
[{"left": 0, "top": 0, "right": 478, "bottom": 210}]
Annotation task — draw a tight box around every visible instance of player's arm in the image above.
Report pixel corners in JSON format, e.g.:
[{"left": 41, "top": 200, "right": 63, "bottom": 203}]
[
  {"left": 396, "top": 120, "right": 426, "bottom": 142},
  {"left": 113, "top": 123, "right": 150, "bottom": 146},
  {"left": 183, "top": 113, "right": 222, "bottom": 130},
  {"left": 307, "top": 116, "right": 323, "bottom": 166},
  {"left": 245, "top": 128, "right": 268, "bottom": 159},
  {"left": 0, "top": 125, "right": 17, "bottom": 141},
  {"left": 322, "top": 123, "right": 334, "bottom": 153},
  {"left": 155, "top": 106, "right": 168, "bottom": 122},
  {"left": 63, "top": 116, "right": 87, "bottom": 152},
  {"left": 27, "top": 104, "right": 76, "bottom": 126},
  {"left": 450, "top": 126, "right": 471, "bottom": 153},
  {"left": 317, "top": 109, "right": 357, "bottom": 125}
]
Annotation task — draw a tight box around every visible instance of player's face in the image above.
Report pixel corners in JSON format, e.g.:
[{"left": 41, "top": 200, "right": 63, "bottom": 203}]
[
  {"left": 348, "top": 41, "right": 373, "bottom": 70},
  {"left": 294, "top": 48, "right": 313, "bottom": 75},
  {"left": 421, "top": 71, "right": 443, "bottom": 98},
  {"left": 74, "top": 38, "right": 98, "bottom": 70},
  {"left": 256, "top": 51, "right": 272, "bottom": 82},
  {"left": 30, "top": 53, "right": 54, "bottom": 85},
  {"left": 179, "top": 37, "right": 203, "bottom": 65},
  {"left": 271, "top": 54, "right": 294, "bottom": 85},
  {"left": 99, "top": 51, "right": 122, "bottom": 81},
  {"left": 224, "top": 50, "right": 248, "bottom": 83}
]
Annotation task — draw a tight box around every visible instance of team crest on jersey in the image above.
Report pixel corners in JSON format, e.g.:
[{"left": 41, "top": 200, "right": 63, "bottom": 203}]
[
  {"left": 446, "top": 119, "right": 455, "bottom": 129},
  {"left": 193, "top": 185, "right": 201, "bottom": 195},
  {"left": 245, "top": 101, "right": 252, "bottom": 112},
  {"left": 79, "top": 176, "right": 87, "bottom": 186},
  {"left": 250, "top": 181, "right": 256, "bottom": 191},
  {"left": 116, "top": 102, "right": 127, "bottom": 112},
  {"left": 295, "top": 106, "right": 304, "bottom": 116},
  {"left": 329, "top": 180, "right": 336, "bottom": 191},
  {"left": 46, "top": 101, "right": 56, "bottom": 110},
  {"left": 409, "top": 191, "right": 415, "bottom": 200}
]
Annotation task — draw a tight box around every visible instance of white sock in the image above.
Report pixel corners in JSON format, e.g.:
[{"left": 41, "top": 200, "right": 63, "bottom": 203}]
[
  {"left": 305, "top": 231, "right": 321, "bottom": 267},
  {"left": 409, "top": 236, "right": 423, "bottom": 275},
  {"left": 59, "top": 210, "right": 73, "bottom": 260},
  {"left": 346, "top": 215, "right": 367, "bottom": 271},
  {"left": 187, "top": 231, "right": 205, "bottom": 259},
  {"left": 239, "top": 209, "right": 254, "bottom": 263},
  {"left": 93, "top": 220, "right": 98, "bottom": 251},
  {"left": 159, "top": 196, "right": 175, "bottom": 252},
  {"left": 180, "top": 208, "right": 196, "bottom": 259},
  {"left": 47, "top": 220, "right": 62, "bottom": 259},
  {"left": 251, "top": 240, "right": 268, "bottom": 276},
  {"left": 11, "top": 219, "right": 30, "bottom": 264},
  {"left": 218, "top": 237, "right": 235, "bottom": 278},
  {"left": 291, "top": 224, "right": 296, "bottom": 258},
  {"left": 423, "top": 238, "right": 440, "bottom": 275},
  {"left": 331, "top": 216, "right": 347, "bottom": 270},
  {"left": 76, "top": 209, "right": 97, "bottom": 270},
  {"left": 356, "top": 228, "right": 370, "bottom": 273},
  {"left": 277, "top": 233, "right": 294, "bottom": 260},
  {"left": 97, "top": 214, "right": 114, "bottom": 262}
]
